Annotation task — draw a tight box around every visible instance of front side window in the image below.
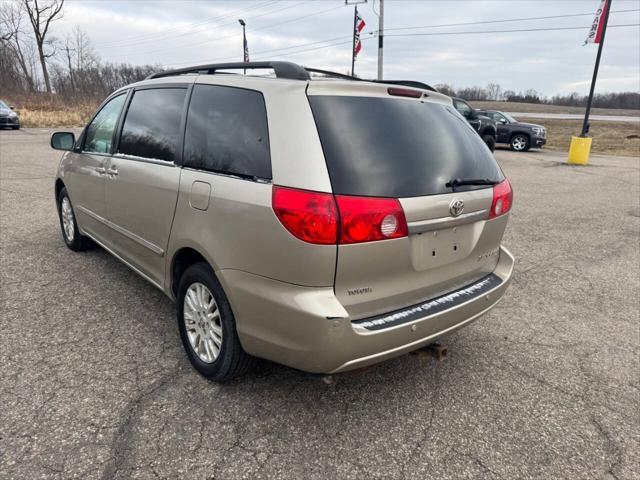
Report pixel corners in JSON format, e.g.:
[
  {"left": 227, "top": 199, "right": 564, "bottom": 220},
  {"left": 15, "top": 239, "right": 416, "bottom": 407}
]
[
  {"left": 183, "top": 84, "right": 271, "bottom": 179},
  {"left": 84, "top": 94, "right": 126, "bottom": 154},
  {"left": 118, "top": 88, "right": 187, "bottom": 162}
]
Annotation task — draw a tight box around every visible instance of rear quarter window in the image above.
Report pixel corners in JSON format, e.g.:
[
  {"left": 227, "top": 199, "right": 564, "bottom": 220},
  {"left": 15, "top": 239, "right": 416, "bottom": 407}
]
[
  {"left": 308, "top": 95, "right": 504, "bottom": 198},
  {"left": 183, "top": 84, "right": 271, "bottom": 180}
]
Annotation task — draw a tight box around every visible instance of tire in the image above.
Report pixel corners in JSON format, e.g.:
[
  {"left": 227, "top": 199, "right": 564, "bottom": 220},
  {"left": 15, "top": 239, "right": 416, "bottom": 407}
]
[
  {"left": 57, "top": 187, "right": 95, "bottom": 251},
  {"left": 177, "top": 262, "right": 254, "bottom": 381},
  {"left": 510, "top": 134, "right": 530, "bottom": 152},
  {"left": 482, "top": 134, "right": 496, "bottom": 152},
  {"left": 11, "top": 125, "right": 19, "bottom": 130}
]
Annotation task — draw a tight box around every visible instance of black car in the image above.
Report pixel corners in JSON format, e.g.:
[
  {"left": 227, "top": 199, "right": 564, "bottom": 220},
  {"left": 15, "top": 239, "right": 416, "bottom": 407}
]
[
  {"left": 475, "top": 110, "right": 546, "bottom": 152},
  {"left": 452, "top": 98, "right": 497, "bottom": 152},
  {"left": 0, "top": 100, "right": 20, "bottom": 130}
]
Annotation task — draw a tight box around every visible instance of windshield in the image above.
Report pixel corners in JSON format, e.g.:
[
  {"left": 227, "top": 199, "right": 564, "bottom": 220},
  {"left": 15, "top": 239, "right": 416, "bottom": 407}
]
[
  {"left": 308, "top": 96, "right": 504, "bottom": 198},
  {"left": 0, "top": 101, "right": 8, "bottom": 109}
]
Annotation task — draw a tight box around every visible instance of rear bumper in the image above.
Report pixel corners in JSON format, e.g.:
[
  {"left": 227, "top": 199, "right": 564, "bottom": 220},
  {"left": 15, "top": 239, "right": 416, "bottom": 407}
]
[{"left": 219, "top": 246, "right": 515, "bottom": 374}]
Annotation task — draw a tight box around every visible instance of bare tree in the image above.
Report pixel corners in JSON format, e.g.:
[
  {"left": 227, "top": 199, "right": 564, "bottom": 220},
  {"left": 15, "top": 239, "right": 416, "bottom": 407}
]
[
  {"left": 0, "top": 2, "right": 37, "bottom": 91},
  {"left": 22, "top": 0, "right": 64, "bottom": 93},
  {"left": 486, "top": 83, "right": 503, "bottom": 101}
]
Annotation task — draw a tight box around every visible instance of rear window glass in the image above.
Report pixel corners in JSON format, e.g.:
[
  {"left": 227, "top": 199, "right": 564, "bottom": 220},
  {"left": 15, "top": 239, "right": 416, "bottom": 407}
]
[
  {"left": 309, "top": 96, "right": 504, "bottom": 198},
  {"left": 183, "top": 84, "right": 271, "bottom": 180}
]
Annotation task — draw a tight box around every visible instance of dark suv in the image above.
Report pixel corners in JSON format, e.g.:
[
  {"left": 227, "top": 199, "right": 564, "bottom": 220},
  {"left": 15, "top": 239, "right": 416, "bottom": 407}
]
[
  {"left": 476, "top": 110, "right": 546, "bottom": 152},
  {"left": 452, "top": 98, "right": 497, "bottom": 152}
]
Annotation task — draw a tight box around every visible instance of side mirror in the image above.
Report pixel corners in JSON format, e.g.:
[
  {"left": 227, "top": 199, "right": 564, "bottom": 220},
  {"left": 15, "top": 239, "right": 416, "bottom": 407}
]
[
  {"left": 10, "top": 106, "right": 16, "bottom": 110},
  {"left": 498, "top": 118, "right": 507, "bottom": 124},
  {"left": 51, "top": 132, "right": 76, "bottom": 151}
]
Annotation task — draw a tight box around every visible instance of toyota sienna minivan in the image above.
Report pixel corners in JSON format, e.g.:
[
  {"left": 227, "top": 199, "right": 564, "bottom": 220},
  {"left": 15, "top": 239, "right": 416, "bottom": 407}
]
[{"left": 51, "top": 61, "right": 514, "bottom": 381}]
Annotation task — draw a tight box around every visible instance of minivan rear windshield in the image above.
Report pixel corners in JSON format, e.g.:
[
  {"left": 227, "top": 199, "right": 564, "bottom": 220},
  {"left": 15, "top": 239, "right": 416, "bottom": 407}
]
[{"left": 308, "top": 95, "right": 504, "bottom": 198}]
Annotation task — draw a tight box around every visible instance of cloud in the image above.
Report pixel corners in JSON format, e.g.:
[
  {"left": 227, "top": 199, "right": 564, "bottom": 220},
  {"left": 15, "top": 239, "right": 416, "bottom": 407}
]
[{"left": 55, "top": 0, "right": 640, "bottom": 96}]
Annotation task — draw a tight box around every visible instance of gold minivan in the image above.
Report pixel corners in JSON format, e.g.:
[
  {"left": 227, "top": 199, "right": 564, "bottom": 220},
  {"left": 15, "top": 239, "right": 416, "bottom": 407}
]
[{"left": 51, "top": 61, "right": 514, "bottom": 381}]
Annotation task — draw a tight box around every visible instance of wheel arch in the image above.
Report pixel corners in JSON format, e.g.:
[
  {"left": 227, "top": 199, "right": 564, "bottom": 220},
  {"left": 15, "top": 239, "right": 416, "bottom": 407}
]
[
  {"left": 54, "top": 178, "right": 66, "bottom": 212},
  {"left": 170, "top": 246, "right": 213, "bottom": 298},
  {"left": 481, "top": 125, "right": 497, "bottom": 137},
  {"left": 510, "top": 130, "right": 531, "bottom": 142}
]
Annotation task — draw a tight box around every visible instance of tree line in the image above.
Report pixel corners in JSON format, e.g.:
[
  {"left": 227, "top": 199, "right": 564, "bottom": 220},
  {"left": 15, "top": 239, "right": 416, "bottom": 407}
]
[
  {"left": 435, "top": 83, "right": 640, "bottom": 110},
  {"left": 1, "top": 1, "right": 638, "bottom": 110},
  {"left": 1, "top": 0, "right": 156, "bottom": 101}
]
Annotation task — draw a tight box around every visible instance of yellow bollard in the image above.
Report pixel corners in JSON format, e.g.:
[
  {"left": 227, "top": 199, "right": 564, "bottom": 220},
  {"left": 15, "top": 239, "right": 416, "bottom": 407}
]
[{"left": 568, "top": 136, "right": 593, "bottom": 165}]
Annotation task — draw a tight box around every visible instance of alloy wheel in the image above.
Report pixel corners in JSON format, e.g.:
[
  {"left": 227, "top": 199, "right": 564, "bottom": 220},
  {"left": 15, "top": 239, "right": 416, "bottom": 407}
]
[
  {"left": 183, "top": 282, "right": 223, "bottom": 363},
  {"left": 512, "top": 135, "right": 528, "bottom": 151},
  {"left": 61, "top": 196, "right": 75, "bottom": 242}
]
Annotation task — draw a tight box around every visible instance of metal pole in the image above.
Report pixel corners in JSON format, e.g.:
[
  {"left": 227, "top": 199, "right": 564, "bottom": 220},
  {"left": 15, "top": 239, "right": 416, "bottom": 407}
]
[
  {"left": 243, "top": 24, "right": 247, "bottom": 75},
  {"left": 581, "top": 0, "right": 612, "bottom": 137},
  {"left": 377, "top": 0, "right": 384, "bottom": 80},
  {"left": 351, "top": 6, "right": 357, "bottom": 77}
]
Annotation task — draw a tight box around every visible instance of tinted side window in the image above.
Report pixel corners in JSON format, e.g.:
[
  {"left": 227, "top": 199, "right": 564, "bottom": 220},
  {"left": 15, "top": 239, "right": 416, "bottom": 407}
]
[
  {"left": 84, "top": 94, "right": 126, "bottom": 154},
  {"left": 183, "top": 84, "right": 271, "bottom": 179},
  {"left": 118, "top": 88, "right": 186, "bottom": 162}
]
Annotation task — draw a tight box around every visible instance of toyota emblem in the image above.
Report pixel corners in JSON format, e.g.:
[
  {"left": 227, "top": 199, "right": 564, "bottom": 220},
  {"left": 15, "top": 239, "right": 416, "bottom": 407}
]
[{"left": 449, "top": 199, "right": 464, "bottom": 217}]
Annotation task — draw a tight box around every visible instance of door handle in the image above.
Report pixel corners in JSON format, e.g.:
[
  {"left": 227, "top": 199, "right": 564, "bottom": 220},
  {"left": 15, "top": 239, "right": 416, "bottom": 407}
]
[
  {"left": 107, "top": 166, "right": 118, "bottom": 177},
  {"left": 95, "top": 166, "right": 106, "bottom": 175}
]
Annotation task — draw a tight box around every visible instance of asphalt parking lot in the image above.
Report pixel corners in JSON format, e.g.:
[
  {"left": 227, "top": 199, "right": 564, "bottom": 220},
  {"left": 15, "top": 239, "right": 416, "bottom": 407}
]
[{"left": 1, "top": 128, "right": 638, "bottom": 480}]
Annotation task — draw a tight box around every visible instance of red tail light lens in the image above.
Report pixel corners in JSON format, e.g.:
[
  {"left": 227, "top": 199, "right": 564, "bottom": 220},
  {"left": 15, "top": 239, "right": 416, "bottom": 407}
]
[
  {"left": 336, "top": 195, "right": 408, "bottom": 244},
  {"left": 273, "top": 187, "right": 409, "bottom": 245},
  {"left": 272, "top": 186, "right": 338, "bottom": 244},
  {"left": 489, "top": 179, "right": 513, "bottom": 219}
]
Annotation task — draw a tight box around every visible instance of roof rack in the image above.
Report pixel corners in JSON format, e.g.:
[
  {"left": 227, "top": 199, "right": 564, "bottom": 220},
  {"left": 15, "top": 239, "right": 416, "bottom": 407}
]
[
  {"left": 146, "top": 61, "right": 310, "bottom": 81},
  {"left": 145, "top": 62, "right": 438, "bottom": 93}
]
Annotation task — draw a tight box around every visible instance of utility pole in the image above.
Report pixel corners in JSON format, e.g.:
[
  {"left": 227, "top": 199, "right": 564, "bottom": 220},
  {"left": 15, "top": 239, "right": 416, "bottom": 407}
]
[
  {"left": 238, "top": 19, "right": 247, "bottom": 74},
  {"left": 377, "top": 0, "right": 384, "bottom": 80},
  {"left": 580, "top": 0, "right": 612, "bottom": 136}
]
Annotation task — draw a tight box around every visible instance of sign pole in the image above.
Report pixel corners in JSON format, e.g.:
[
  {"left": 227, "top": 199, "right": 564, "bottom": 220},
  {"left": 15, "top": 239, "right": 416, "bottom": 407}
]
[{"left": 581, "top": 0, "right": 612, "bottom": 137}]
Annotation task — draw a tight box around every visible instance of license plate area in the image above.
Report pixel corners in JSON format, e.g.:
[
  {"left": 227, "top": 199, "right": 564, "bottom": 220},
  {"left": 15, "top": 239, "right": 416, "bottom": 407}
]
[{"left": 410, "top": 223, "right": 476, "bottom": 271}]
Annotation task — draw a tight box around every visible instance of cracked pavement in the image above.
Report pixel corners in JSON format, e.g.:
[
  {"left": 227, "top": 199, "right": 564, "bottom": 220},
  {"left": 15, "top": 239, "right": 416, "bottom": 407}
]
[{"left": 1, "top": 128, "right": 639, "bottom": 479}]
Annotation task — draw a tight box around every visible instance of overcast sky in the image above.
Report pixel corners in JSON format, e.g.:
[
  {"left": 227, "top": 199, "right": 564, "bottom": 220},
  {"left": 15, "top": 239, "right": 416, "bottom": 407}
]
[{"left": 56, "top": 0, "right": 640, "bottom": 96}]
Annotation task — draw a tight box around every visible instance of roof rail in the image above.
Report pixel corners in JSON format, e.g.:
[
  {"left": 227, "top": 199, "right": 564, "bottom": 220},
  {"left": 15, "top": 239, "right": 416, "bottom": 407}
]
[
  {"left": 373, "top": 80, "right": 437, "bottom": 92},
  {"left": 146, "top": 61, "right": 311, "bottom": 81},
  {"left": 304, "top": 68, "right": 362, "bottom": 81}
]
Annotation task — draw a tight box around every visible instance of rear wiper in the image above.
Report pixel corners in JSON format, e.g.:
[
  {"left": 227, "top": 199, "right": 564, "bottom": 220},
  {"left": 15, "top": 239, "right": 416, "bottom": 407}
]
[{"left": 446, "top": 178, "right": 500, "bottom": 190}]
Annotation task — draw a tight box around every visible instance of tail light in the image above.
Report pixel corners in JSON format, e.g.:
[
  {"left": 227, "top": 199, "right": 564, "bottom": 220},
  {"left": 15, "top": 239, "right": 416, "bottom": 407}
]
[
  {"left": 272, "top": 187, "right": 338, "bottom": 244},
  {"left": 335, "top": 195, "right": 408, "bottom": 244},
  {"left": 489, "top": 179, "right": 513, "bottom": 219},
  {"left": 272, "top": 186, "right": 408, "bottom": 245}
]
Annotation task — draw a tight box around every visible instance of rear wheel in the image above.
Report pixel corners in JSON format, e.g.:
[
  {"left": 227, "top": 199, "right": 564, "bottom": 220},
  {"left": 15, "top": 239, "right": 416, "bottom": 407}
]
[
  {"left": 177, "top": 262, "right": 254, "bottom": 381},
  {"left": 57, "top": 187, "right": 94, "bottom": 251},
  {"left": 482, "top": 134, "right": 496, "bottom": 152},
  {"left": 510, "top": 134, "right": 530, "bottom": 152}
]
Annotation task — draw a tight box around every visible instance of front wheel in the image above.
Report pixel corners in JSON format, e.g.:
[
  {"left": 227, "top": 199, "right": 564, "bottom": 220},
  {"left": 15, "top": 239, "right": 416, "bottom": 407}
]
[
  {"left": 482, "top": 134, "right": 496, "bottom": 152},
  {"left": 177, "top": 262, "right": 254, "bottom": 381},
  {"left": 510, "top": 134, "right": 530, "bottom": 152},
  {"left": 57, "top": 187, "right": 94, "bottom": 251}
]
